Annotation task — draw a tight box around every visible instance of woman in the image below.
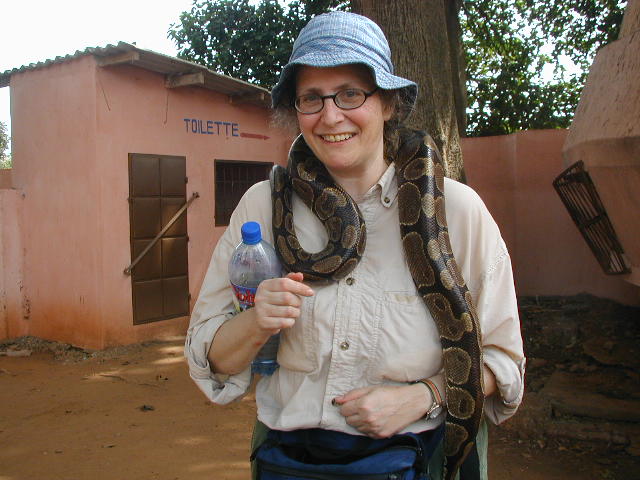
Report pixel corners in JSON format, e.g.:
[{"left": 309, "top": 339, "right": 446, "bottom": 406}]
[{"left": 186, "top": 11, "right": 525, "bottom": 480}]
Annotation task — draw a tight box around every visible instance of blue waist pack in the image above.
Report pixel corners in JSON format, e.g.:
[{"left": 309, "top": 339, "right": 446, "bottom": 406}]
[{"left": 252, "top": 426, "right": 444, "bottom": 480}]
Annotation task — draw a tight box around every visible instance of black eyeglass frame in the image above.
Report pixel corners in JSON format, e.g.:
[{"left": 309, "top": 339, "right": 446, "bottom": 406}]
[{"left": 294, "top": 87, "right": 379, "bottom": 114}]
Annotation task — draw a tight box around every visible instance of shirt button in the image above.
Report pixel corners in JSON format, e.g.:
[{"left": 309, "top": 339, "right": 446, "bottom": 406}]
[
  {"left": 383, "top": 196, "right": 391, "bottom": 204},
  {"left": 340, "top": 341, "right": 350, "bottom": 351},
  {"left": 346, "top": 277, "right": 355, "bottom": 286}
]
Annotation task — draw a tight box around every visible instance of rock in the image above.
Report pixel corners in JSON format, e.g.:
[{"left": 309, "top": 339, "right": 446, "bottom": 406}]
[
  {"left": 528, "top": 357, "right": 548, "bottom": 369},
  {"left": 2, "top": 349, "right": 32, "bottom": 357},
  {"left": 527, "top": 377, "right": 547, "bottom": 392},
  {"left": 623, "top": 424, "right": 640, "bottom": 457},
  {"left": 569, "top": 362, "right": 588, "bottom": 372},
  {"left": 627, "top": 444, "right": 640, "bottom": 456},
  {"left": 583, "top": 336, "right": 640, "bottom": 369}
]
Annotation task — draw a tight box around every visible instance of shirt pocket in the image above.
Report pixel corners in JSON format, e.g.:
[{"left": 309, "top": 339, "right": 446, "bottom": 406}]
[
  {"left": 366, "top": 291, "right": 443, "bottom": 384},
  {"left": 277, "top": 293, "right": 317, "bottom": 373}
]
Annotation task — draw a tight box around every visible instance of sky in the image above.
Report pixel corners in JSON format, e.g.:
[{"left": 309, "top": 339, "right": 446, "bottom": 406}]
[
  {"left": 0, "top": 0, "right": 588, "bottom": 149},
  {"left": 0, "top": 0, "right": 196, "bottom": 144}
]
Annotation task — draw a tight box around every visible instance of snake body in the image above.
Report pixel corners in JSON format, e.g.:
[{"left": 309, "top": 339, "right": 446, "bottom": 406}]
[
  {"left": 270, "top": 130, "right": 484, "bottom": 480},
  {"left": 270, "top": 137, "right": 367, "bottom": 282}
]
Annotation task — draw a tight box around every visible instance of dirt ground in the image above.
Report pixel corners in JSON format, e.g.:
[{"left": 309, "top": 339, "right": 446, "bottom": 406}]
[{"left": 0, "top": 334, "right": 637, "bottom": 480}]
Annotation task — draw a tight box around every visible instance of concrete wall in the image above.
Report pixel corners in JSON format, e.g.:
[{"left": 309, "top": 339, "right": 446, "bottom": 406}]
[{"left": 463, "top": 130, "right": 639, "bottom": 305}]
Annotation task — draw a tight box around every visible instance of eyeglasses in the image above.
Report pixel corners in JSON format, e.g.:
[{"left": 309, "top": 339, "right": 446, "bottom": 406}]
[{"left": 294, "top": 87, "right": 379, "bottom": 114}]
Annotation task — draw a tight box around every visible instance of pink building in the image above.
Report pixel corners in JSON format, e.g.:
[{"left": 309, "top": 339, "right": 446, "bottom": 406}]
[
  {"left": 0, "top": 43, "right": 292, "bottom": 349},
  {"left": 1, "top": 43, "right": 637, "bottom": 350}
]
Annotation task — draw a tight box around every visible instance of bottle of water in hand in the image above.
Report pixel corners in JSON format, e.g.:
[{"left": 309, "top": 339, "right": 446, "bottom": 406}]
[{"left": 229, "top": 221, "right": 283, "bottom": 376}]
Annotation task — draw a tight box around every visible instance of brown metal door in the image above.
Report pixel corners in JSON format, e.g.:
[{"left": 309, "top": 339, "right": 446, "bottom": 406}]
[{"left": 128, "top": 154, "right": 190, "bottom": 324}]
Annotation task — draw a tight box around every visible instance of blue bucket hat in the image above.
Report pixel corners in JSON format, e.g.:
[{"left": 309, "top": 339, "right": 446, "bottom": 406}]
[{"left": 271, "top": 11, "right": 418, "bottom": 111}]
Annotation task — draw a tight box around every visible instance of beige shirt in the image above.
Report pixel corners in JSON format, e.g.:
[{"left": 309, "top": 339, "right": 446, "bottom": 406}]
[{"left": 185, "top": 164, "right": 525, "bottom": 434}]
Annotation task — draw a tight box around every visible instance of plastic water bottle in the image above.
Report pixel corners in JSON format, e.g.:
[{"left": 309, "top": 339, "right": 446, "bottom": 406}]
[{"left": 229, "top": 221, "right": 283, "bottom": 376}]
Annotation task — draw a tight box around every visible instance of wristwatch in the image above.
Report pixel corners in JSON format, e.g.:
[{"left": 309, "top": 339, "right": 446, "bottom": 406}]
[{"left": 411, "top": 379, "right": 444, "bottom": 420}]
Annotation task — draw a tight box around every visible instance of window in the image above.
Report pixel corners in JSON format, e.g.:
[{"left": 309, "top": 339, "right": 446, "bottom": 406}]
[{"left": 215, "top": 160, "right": 273, "bottom": 226}]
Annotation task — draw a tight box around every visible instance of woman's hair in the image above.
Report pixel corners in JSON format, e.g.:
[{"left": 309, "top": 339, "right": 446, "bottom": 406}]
[
  {"left": 379, "top": 88, "right": 415, "bottom": 160},
  {"left": 271, "top": 67, "right": 414, "bottom": 162}
]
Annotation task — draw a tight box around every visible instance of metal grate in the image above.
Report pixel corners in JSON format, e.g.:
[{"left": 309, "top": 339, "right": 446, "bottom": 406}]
[
  {"left": 553, "top": 161, "right": 630, "bottom": 275},
  {"left": 214, "top": 160, "right": 272, "bottom": 226}
]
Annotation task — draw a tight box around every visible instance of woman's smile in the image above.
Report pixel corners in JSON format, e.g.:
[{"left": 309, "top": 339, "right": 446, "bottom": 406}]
[{"left": 320, "top": 133, "right": 355, "bottom": 143}]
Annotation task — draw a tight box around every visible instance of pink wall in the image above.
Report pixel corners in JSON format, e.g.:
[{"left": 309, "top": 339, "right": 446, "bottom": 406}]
[
  {"left": 463, "top": 130, "right": 639, "bottom": 305},
  {"left": 0, "top": 169, "right": 11, "bottom": 189},
  {"left": 0, "top": 189, "right": 24, "bottom": 339},
  {"left": 9, "top": 57, "right": 105, "bottom": 348}
]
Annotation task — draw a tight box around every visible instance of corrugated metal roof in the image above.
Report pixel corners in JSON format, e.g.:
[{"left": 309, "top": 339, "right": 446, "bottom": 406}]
[{"left": 0, "top": 42, "right": 271, "bottom": 107}]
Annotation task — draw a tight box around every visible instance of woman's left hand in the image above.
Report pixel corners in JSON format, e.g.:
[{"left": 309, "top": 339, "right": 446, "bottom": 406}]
[{"left": 333, "top": 384, "right": 430, "bottom": 439}]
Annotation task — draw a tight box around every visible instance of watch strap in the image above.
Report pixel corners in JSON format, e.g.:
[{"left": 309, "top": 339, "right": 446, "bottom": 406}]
[{"left": 410, "top": 379, "right": 443, "bottom": 418}]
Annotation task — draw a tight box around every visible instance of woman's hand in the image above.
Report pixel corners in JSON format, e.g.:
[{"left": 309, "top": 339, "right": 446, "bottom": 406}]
[
  {"left": 333, "top": 383, "right": 431, "bottom": 439},
  {"left": 253, "top": 272, "right": 315, "bottom": 336},
  {"left": 334, "top": 366, "right": 496, "bottom": 437},
  {"left": 483, "top": 364, "right": 497, "bottom": 397},
  {"left": 209, "top": 272, "right": 313, "bottom": 375}
]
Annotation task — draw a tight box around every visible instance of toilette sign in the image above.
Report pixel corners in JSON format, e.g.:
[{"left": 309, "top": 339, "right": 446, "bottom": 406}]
[
  {"left": 183, "top": 118, "right": 239, "bottom": 137},
  {"left": 182, "top": 118, "right": 270, "bottom": 141}
]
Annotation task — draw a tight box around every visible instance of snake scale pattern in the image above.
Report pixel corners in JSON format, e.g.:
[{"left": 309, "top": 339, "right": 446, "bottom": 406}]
[{"left": 270, "top": 130, "right": 484, "bottom": 480}]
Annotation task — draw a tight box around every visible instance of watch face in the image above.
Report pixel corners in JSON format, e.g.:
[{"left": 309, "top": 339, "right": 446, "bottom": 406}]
[{"left": 428, "top": 405, "right": 443, "bottom": 420}]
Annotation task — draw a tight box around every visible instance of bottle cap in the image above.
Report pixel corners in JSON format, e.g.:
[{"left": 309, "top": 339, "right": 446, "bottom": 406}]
[{"left": 241, "top": 221, "right": 262, "bottom": 245}]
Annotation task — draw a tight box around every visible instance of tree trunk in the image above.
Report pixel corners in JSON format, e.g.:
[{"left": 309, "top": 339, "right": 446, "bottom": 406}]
[{"left": 350, "top": 0, "right": 467, "bottom": 181}]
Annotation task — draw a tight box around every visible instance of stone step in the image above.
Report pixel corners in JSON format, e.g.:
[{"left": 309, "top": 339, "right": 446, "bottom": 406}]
[
  {"left": 545, "top": 419, "right": 640, "bottom": 456},
  {"left": 545, "top": 419, "right": 629, "bottom": 445},
  {"left": 499, "top": 392, "right": 640, "bottom": 456},
  {"left": 541, "top": 370, "right": 640, "bottom": 422}
]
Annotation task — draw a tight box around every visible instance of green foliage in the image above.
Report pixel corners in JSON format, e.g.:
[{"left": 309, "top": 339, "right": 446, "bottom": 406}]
[
  {"left": 168, "top": 0, "right": 349, "bottom": 89},
  {"left": 462, "top": 0, "right": 626, "bottom": 136},
  {"left": 0, "top": 121, "right": 10, "bottom": 169},
  {"left": 526, "top": 0, "right": 624, "bottom": 73},
  {"left": 168, "top": 0, "right": 626, "bottom": 137}
]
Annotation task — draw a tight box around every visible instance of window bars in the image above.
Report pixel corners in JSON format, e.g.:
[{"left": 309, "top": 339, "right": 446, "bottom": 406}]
[
  {"left": 214, "top": 160, "right": 273, "bottom": 226},
  {"left": 553, "top": 161, "right": 630, "bottom": 275}
]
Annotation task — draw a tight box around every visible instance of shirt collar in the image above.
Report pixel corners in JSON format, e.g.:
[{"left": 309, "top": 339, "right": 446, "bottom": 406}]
[{"left": 373, "top": 163, "right": 398, "bottom": 208}]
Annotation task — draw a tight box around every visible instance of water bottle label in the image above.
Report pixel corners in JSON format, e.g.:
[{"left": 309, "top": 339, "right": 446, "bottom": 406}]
[{"left": 231, "top": 282, "right": 256, "bottom": 312}]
